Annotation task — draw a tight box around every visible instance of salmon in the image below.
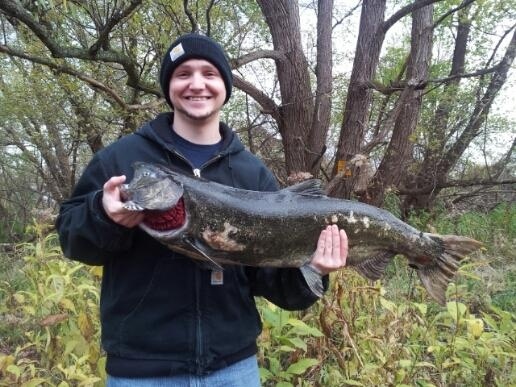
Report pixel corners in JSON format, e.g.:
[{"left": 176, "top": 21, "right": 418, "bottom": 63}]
[{"left": 121, "top": 162, "right": 482, "bottom": 304}]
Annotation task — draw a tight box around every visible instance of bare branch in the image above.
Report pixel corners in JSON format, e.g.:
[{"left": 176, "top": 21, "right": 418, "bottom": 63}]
[
  {"left": 183, "top": 0, "right": 198, "bottom": 33},
  {"left": 432, "top": 0, "right": 476, "bottom": 29},
  {"left": 231, "top": 50, "right": 287, "bottom": 69},
  {"left": 0, "top": 0, "right": 147, "bottom": 91},
  {"left": 0, "top": 44, "right": 162, "bottom": 110},
  {"left": 383, "top": 0, "right": 445, "bottom": 33},
  {"left": 89, "top": 0, "right": 143, "bottom": 56},
  {"left": 233, "top": 75, "right": 279, "bottom": 121},
  {"left": 398, "top": 178, "right": 516, "bottom": 195}
]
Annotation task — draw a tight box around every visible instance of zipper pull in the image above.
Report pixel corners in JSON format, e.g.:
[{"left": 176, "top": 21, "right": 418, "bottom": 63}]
[{"left": 193, "top": 168, "right": 201, "bottom": 178}]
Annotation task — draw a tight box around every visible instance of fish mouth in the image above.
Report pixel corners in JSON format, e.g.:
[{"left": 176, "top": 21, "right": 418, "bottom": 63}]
[{"left": 142, "top": 197, "right": 186, "bottom": 231}]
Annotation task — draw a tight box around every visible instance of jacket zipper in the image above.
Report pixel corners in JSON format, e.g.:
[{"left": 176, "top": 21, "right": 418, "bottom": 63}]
[
  {"left": 169, "top": 148, "right": 223, "bottom": 178},
  {"left": 168, "top": 148, "right": 223, "bottom": 374},
  {"left": 195, "top": 266, "right": 203, "bottom": 374}
]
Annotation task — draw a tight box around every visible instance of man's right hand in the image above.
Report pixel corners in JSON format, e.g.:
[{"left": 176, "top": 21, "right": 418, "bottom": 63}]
[{"left": 102, "top": 175, "right": 145, "bottom": 228}]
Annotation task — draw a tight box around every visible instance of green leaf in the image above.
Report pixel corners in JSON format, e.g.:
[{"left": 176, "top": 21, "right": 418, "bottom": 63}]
[
  {"left": 413, "top": 302, "right": 427, "bottom": 315},
  {"left": 287, "top": 318, "right": 323, "bottom": 337},
  {"left": 21, "top": 379, "right": 49, "bottom": 387},
  {"left": 6, "top": 364, "right": 21, "bottom": 378},
  {"left": 446, "top": 301, "right": 467, "bottom": 322},
  {"left": 380, "top": 297, "right": 397, "bottom": 314},
  {"left": 415, "top": 362, "right": 436, "bottom": 368},
  {"left": 285, "top": 358, "right": 319, "bottom": 375},
  {"left": 259, "top": 367, "right": 274, "bottom": 381},
  {"left": 287, "top": 337, "right": 308, "bottom": 351},
  {"left": 342, "top": 380, "right": 364, "bottom": 386}
]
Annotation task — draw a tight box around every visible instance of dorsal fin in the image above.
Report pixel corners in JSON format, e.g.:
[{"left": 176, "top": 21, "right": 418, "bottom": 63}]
[{"left": 283, "top": 179, "right": 325, "bottom": 196}]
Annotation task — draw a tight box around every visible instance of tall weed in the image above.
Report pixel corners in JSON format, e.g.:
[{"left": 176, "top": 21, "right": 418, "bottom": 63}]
[{"left": 0, "top": 224, "right": 104, "bottom": 386}]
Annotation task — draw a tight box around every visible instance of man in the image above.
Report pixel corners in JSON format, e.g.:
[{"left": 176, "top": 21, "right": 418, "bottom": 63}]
[{"left": 56, "top": 33, "right": 347, "bottom": 386}]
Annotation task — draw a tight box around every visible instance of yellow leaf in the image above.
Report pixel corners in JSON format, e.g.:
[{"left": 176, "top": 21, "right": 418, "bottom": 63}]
[
  {"left": 0, "top": 354, "right": 15, "bottom": 371},
  {"left": 89, "top": 266, "right": 103, "bottom": 278},
  {"left": 13, "top": 293, "right": 25, "bottom": 304},
  {"left": 78, "top": 312, "right": 93, "bottom": 339},
  {"left": 467, "top": 318, "right": 484, "bottom": 338}
]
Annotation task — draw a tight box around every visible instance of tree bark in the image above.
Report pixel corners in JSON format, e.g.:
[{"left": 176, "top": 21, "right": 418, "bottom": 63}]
[
  {"left": 328, "top": 0, "right": 386, "bottom": 198},
  {"left": 257, "top": 0, "right": 314, "bottom": 176},
  {"left": 367, "top": 3, "right": 434, "bottom": 206}
]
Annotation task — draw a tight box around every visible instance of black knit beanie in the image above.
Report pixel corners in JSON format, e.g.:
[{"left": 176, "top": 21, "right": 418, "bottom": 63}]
[{"left": 159, "top": 33, "right": 233, "bottom": 108}]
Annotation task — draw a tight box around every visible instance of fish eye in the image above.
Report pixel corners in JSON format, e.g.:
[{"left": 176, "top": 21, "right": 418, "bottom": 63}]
[{"left": 142, "top": 170, "right": 156, "bottom": 178}]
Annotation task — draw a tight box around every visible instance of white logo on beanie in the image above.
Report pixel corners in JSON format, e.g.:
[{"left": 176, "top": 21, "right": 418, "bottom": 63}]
[{"left": 169, "top": 43, "right": 185, "bottom": 62}]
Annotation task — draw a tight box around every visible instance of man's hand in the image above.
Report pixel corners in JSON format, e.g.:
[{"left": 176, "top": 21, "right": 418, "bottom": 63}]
[
  {"left": 310, "top": 224, "right": 348, "bottom": 275},
  {"left": 102, "top": 175, "right": 144, "bottom": 228}
]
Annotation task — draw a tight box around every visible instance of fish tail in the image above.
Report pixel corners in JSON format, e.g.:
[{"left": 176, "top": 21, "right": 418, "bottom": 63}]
[{"left": 417, "top": 234, "right": 483, "bottom": 305}]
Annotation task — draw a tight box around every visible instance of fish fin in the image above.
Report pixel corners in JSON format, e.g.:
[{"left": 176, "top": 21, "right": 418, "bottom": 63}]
[
  {"left": 182, "top": 237, "right": 223, "bottom": 271},
  {"left": 284, "top": 179, "right": 325, "bottom": 196},
  {"left": 354, "top": 251, "right": 395, "bottom": 280},
  {"left": 300, "top": 264, "right": 325, "bottom": 298},
  {"left": 416, "top": 234, "right": 483, "bottom": 305},
  {"left": 122, "top": 201, "right": 145, "bottom": 212}
]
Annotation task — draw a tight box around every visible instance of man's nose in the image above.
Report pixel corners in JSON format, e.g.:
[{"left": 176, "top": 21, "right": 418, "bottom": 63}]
[{"left": 189, "top": 72, "right": 205, "bottom": 89}]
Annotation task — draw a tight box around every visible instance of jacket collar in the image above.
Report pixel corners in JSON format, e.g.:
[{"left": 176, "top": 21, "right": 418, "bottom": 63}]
[{"left": 138, "top": 112, "right": 244, "bottom": 156}]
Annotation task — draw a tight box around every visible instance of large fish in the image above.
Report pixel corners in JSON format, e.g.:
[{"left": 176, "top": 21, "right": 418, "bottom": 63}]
[{"left": 120, "top": 162, "right": 482, "bottom": 304}]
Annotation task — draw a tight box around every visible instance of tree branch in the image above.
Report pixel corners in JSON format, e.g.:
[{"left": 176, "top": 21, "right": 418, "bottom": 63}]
[
  {"left": 89, "top": 0, "right": 143, "bottom": 56},
  {"left": 0, "top": 44, "right": 162, "bottom": 110},
  {"left": 383, "top": 0, "right": 445, "bottom": 33},
  {"left": 231, "top": 49, "right": 287, "bottom": 69},
  {"left": 368, "top": 64, "right": 500, "bottom": 95},
  {"left": 432, "top": 0, "right": 476, "bottom": 29},
  {"left": 233, "top": 74, "right": 280, "bottom": 121},
  {"left": 0, "top": 0, "right": 151, "bottom": 92},
  {"left": 398, "top": 178, "right": 516, "bottom": 195}
]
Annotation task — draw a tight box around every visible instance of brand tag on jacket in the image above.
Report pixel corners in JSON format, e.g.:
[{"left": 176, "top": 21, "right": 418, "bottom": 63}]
[{"left": 211, "top": 270, "right": 223, "bottom": 285}]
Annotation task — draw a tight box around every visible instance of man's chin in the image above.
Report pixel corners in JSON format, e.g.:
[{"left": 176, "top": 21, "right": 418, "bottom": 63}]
[{"left": 176, "top": 107, "right": 219, "bottom": 122}]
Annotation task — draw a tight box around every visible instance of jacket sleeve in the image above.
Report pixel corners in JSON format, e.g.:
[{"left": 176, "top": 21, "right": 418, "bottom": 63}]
[
  {"left": 246, "top": 166, "right": 329, "bottom": 310},
  {"left": 55, "top": 154, "right": 136, "bottom": 265}
]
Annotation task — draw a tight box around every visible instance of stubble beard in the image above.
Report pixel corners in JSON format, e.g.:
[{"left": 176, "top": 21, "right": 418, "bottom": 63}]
[{"left": 174, "top": 105, "right": 220, "bottom": 123}]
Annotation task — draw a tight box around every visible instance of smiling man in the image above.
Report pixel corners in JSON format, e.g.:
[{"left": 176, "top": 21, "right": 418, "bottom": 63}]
[{"left": 56, "top": 33, "right": 348, "bottom": 386}]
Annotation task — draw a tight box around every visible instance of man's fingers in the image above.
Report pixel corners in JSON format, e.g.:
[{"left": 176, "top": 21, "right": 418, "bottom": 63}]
[
  {"left": 103, "top": 175, "right": 126, "bottom": 192},
  {"left": 339, "top": 229, "right": 348, "bottom": 266}
]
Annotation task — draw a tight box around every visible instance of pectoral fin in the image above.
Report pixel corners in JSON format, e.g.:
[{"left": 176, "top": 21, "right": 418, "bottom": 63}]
[
  {"left": 183, "top": 237, "right": 223, "bottom": 271},
  {"left": 354, "top": 251, "right": 395, "bottom": 280},
  {"left": 300, "top": 264, "right": 325, "bottom": 298}
]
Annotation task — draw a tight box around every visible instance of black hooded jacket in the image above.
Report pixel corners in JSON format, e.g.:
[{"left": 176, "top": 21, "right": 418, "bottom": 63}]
[{"left": 56, "top": 113, "right": 326, "bottom": 377}]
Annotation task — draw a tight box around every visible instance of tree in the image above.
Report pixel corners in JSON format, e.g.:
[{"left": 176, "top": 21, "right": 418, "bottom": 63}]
[{"left": 0, "top": 0, "right": 514, "bottom": 241}]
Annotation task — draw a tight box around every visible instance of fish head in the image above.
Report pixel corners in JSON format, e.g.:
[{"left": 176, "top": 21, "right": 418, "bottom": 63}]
[
  {"left": 121, "top": 162, "right": 189, "bottom": 240},
  {"left": 121, "top": 162, "right": 184, "bottom": 211}
]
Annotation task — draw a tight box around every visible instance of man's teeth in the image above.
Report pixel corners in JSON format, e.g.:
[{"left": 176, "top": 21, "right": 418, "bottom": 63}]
[{"left": 188, "top": 97, "right": 209, "bottom": 101}]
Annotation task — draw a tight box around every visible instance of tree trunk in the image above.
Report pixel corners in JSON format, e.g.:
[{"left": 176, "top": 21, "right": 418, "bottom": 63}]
[
  {"left": 257, "top": 0, "right": 314, "bottom": 176},
  {"left": 329, "top": 0, "right": 386, "bottom": 198},
  {"left": 368, "top": 3, "right": 434, "bottom": 206},
  {"left": 306, "top": 0, "right": 333, "bottom": 177}
]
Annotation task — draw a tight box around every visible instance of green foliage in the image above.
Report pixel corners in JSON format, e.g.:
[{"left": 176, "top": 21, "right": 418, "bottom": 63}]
[
  {"left": 1, "top": 206, "right": 515, "bottom": 385},
  {"left": 0, "top": 224, "right": 104, "bottom": 386}
]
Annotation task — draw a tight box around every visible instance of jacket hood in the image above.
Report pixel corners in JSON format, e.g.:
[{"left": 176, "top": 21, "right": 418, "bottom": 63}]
[{"left": 136, "top": 112, "right": 245, "bottom": 156}]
